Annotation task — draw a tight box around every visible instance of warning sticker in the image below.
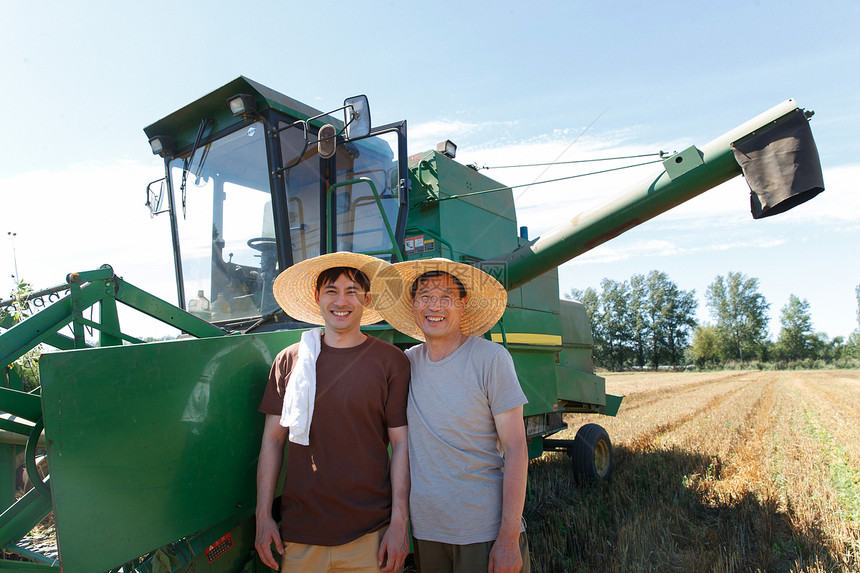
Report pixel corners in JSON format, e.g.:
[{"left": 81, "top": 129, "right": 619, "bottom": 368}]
[{"left": 405, "top": 235, "right": 425, "bottom": 255}]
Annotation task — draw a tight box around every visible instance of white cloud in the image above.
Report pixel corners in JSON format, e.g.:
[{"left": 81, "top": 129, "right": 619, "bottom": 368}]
[
  {"left": 407, "top": 120, "right": 485, "bottom": 155},
  {"left": 563, "top": 235, "right": 788, "bottom": 267}
]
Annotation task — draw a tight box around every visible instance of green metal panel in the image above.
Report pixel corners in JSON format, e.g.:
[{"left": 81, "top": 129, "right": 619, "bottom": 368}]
[
  {"left": 559, "top": 300, "right": 593, "bottom": 347},
  {"left": 0, "top": 446, "right": 17, "bottom": 518},
  {"left": 556, "top": 367, "right": 606, "bottom": 407},
  {"left": 508, "top": 350, "right": 557, "bottom": 417},
  {"left": 0, "top": 390, "right": 42, "bottom": 424},
  {"left": 39, "top": 330, "right": 301, "bottom": 573},
  {"left": 558, "top": 299, "right": 596, "bottom": 374},
  {"left": 517, "top": 269, "right": 560, "bottom": 315},
  {"left": 604, "top": 393, "right": 624, "bottom": 417},
  {"left": 526, "top": 437, "right": 543, "bottom": 460},
  {"left": 436, "top": 156, "right": 518, "bottom": 261},
  {"left": 406, "top": 151, "right": 519, "bottom": 263}
]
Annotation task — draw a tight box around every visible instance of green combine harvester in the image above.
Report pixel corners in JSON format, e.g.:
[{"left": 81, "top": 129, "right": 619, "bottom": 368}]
[{"left": 0, "top": 77, "right": 824, "bottom": 572}]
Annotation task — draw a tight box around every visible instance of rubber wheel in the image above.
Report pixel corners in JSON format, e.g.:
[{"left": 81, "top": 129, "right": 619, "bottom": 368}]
[{"left": 569, "top": 423, "right": 613, "bottom": 483}]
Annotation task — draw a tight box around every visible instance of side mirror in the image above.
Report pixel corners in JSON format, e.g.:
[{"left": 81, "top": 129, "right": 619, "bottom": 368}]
[{"left": 343, "top": 95, "right": 370, "bottom": 140}]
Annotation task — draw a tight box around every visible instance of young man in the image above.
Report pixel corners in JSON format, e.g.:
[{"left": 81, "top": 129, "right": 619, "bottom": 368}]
[
  {"left": 255, "top": 252, "right": 411, "bottom": 572},
  {"left": 374, "top": 259, "right": 530, "bottom": 573}
]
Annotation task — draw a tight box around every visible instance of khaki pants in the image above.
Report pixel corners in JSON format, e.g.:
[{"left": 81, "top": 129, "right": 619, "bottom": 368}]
[
  {"left": 280, "top": 527, "right": 390, "bottom": 572},
  {"left": 413, "top": 533, "right": 530, "bottom": 573}
]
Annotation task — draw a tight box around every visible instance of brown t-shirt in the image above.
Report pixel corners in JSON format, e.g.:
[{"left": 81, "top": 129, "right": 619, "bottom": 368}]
[{"left": 259, "top": 334, "right": 410, "bottom": 546}]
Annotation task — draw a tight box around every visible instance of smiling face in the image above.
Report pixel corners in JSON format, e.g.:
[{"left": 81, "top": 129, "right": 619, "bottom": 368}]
[
  {"left": 411, "top": 272, "right": 467, "bottom": 343},
  {"left": 314, "top": 271, "right": 370, "bottom": 335}
]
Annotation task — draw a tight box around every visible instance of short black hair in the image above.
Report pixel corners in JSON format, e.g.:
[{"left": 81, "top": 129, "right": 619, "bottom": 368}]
[
  {"left": 410, "top": 271, "right": 467, "bottom": 300},
  {"left": 316, "top": 267, "right": 371, "bottom": 293}
]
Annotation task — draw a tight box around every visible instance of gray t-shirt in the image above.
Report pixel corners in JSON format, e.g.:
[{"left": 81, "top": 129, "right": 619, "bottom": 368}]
[{"left": 406, "top": 336, "right": 528, "bottom": 544}]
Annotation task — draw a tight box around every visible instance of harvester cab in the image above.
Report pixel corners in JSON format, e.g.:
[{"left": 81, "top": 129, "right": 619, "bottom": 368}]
[
  {"left": 144, "top": 77, "right": 409, "bottom": 331},
  {"left": 0, "top": 76, "right": 824, "bottom": 572}
]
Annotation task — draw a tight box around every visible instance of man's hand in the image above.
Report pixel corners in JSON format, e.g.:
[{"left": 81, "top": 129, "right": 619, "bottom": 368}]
[
  {"left": 255, "top": 516, "right": 284, "bottom": 570},
  {"left": 488, "top": 533, "right": 523, "bottom": 573},
  {"left": 256, "top": 415, "right": 288, "bottom": 570},
  {"left": 377, "top": 519, "right": 409, "bottom": 572}
]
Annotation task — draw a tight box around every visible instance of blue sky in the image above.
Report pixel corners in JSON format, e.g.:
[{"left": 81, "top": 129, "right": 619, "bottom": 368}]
[{"left": 2, "top": 1, "right": 858, "bottom": 340}]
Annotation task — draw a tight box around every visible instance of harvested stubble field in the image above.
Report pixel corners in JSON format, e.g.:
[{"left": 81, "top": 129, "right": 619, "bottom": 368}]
[{"left": 526, "top": 370, "right": 860, "bottom": 573}]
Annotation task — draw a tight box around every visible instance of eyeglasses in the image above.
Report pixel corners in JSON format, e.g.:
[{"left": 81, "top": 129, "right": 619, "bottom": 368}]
[{"left": 413, "top": 294, "right": 462, "bottom": 308}]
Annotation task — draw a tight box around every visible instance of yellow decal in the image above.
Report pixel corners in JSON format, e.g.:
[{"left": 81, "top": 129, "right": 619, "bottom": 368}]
[{"left": 490, "top": 333, "right": 562, "bottom": 346}]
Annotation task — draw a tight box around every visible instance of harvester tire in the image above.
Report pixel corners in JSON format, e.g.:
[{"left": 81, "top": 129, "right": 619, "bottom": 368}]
[{"left": 569, "top": 423, "right": 613, "bottom": 483}]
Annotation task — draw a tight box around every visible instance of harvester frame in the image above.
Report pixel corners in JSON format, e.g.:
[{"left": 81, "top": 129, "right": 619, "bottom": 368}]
[{"left": 0, "top": 77, "right": 823, "bottom": 572}]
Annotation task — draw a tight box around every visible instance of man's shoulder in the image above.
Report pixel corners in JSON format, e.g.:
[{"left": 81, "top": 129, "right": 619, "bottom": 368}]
[
  {"left": 404, "top": 342, "right": 423, "bottom": 357},
  {"left": 274, "top": 341, "right": 300, "bottom": 363},
  {"left": 465, "top": 337, "right": 517, "bottom": 374},
  {"left": 468, "top": 336, "right": 509, "bottom": 357},
  {"left": 366, "top": 335, "right": 409, "bottom": 364}
]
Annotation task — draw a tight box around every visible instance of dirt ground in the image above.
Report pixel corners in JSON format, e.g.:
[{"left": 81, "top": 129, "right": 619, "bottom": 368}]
[{"left": 526, "top": 369, "right": 860, "bottom": 573}]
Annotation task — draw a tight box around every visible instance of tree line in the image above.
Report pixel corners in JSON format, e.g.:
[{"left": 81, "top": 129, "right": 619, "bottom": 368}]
[{"left": 568, "top": 272, "right": 860, "bottom": 371}]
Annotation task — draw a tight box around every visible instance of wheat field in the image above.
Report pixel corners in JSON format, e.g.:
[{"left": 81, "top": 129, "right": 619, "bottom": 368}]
[{"left": 525, "top": 370, "right": 860, "bottom": 573}]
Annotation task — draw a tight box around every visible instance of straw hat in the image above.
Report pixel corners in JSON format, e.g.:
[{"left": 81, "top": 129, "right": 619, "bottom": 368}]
[
  {"left": 272, "top": 252, "right": 389, "bottom": 325},
  {"left": 372, "top": 258, "right": 507, "bottom": 341}
]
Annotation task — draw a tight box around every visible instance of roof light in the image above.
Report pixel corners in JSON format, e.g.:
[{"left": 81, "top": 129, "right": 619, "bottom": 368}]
[
  {"left": 148, "top": 135, "right": 174, "bottom": 157},
  {"left": 227, "top": 94, "right": 257, "bottom": 117},
  {"left": 436, "top": 140, "right": 457, "bottom": 159}
]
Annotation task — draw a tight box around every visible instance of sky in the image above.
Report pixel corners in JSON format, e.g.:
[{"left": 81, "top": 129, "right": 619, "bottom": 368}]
[{"left": 1, "top": 1, "right": 858, "bottom": 342}]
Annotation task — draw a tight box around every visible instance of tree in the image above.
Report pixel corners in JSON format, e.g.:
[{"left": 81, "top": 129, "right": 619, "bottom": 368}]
[
  {"left": 598, "top": 279, "right": 632, "bottom": 371},
  {"left": 644, "top": 271, "right": 673, "bottom": 370},
  {"left": 776, "top": 294, "right": 815, "bottom": 361},
  {"left": 628, "top": 274, "right": 649, "bottom": 369},
  {"left": 571, "top": 271, "right": 698, "bottom": 370},
  {"left": 705, "top": 272, "right": 770, "bottom": 363},
  {"left": 644, "top": 271, "right": 697, "bottom": 369},
  {"left": 846, "top": 284, "right": 860, "bottom": 359},
  {"left": 690, "top": 325, "right": 721, "bottom": 368},
  {"left": 666, "top": 286, "right": 698, "bottom": 367},
  {"left": 1, "top": 280, "right": 41, "bottom": 391}
]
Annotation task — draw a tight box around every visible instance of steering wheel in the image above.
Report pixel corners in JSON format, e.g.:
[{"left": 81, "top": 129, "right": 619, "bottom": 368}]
[{"left": 247, "top": 237, "right": 277, "bottom": 252}]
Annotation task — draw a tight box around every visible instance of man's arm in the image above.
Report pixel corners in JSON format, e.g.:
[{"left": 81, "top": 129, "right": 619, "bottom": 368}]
[
  {"left": 255, "top": 414, "right": 288, "bottom": 570},
  {"left": 489, "top": 405, "right": 528, "bottom": 573},
  {"left": 378, "top": 425, "right": 410, "bottom": 572}
]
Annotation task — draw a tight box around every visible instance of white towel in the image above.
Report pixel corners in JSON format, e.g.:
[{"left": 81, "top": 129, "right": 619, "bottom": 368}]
[{"left": 279, "top": 328, "right": 322, "bottom": 445}]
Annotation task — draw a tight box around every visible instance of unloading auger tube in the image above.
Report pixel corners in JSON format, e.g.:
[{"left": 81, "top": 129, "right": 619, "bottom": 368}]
[{"left": 480, "top": 100, "right": 824, "bottom": 290}]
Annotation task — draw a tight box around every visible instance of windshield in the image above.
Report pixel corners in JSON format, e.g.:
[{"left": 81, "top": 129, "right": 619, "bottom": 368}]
[
  {"left": 166, "top": 117, "right": 404, "bottom": 326},
  {"left": 169, "top": 122, "right": 278, "bottom": 322}
]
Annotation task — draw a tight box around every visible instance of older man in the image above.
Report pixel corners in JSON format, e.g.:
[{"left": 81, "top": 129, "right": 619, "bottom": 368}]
[
  {"left": 255, "top": 252, "right": 410, "bottom": 572},
  {"left": 375, "top": 259, "right": 530, "bottom": 573}
]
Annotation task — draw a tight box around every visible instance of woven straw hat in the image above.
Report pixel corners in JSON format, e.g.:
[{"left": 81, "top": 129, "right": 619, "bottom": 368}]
[
  {"left": 272, "top": 252, "right": 390, "bottom": 325},
  {"left": 372, "top": 258, "right": 507, "bottom": 341}
]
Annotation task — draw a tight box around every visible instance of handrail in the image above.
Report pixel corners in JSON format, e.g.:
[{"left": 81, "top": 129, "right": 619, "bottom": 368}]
[{"left": 326, "top": 178, "right": 401, "bottom": 261}]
